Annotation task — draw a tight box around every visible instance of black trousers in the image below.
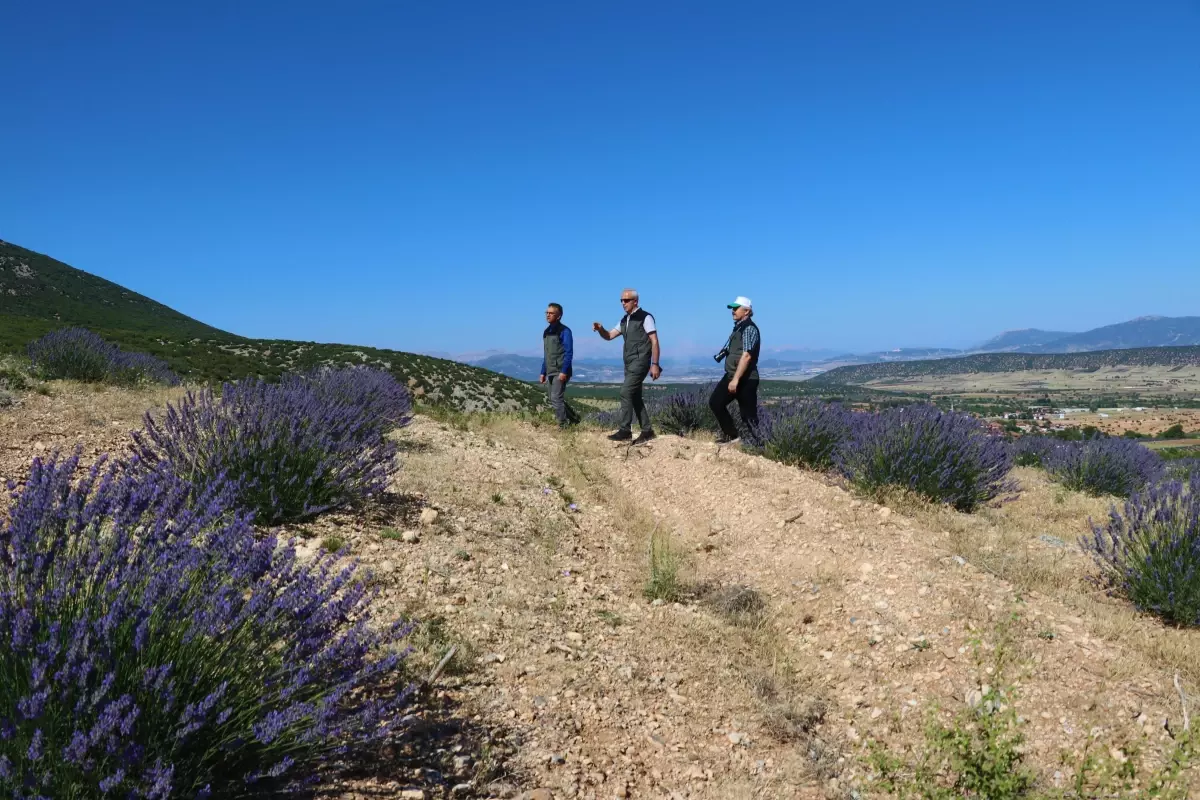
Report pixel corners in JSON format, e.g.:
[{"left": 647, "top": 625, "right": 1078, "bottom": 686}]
[{"left": 709, "top": 374, "right": 759, "bottom": 439}]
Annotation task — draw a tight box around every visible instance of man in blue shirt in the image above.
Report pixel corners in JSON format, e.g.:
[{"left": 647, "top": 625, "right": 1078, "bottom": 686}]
[{"left": 539, "top": 302, "right": 579, "bottom": 428}]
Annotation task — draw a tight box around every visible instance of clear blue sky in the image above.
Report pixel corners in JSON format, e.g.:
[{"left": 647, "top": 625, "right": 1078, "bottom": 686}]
[{"left": 3, "top": 1, "right": 1198, "bottom": 358}]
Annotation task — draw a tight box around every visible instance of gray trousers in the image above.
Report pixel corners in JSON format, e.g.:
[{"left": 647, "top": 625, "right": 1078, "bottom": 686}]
[
  {"left": 548, "top": 375, "right": 579, "bottom": 425},
  {"left": 617, "top": 365, "right": 652, "bottom": 433}
]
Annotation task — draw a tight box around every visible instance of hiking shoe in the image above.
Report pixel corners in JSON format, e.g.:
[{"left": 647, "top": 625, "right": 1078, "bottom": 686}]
[
  {"left": 607, "top": 429, "right": 633, "bottom": 441},
  {"left": 632, "top": 430, "right": 656, "bottom": 446},
  {"left": 715, "top": 433, "right": 741, "bottom": 445}
]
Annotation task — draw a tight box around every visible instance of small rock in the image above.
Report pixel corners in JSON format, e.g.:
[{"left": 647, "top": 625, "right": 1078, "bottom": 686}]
[
  {"left": 453, "top": 755, "right": 472, "bottom": 771},
  {"left": 419, "top": 508, "right": 440, "bottom": 526},
  {"left": 451, "top": 785, "right": 473, "bottom": 798},
  {"left": 400, "top": 790, "right": 427, "bottom": 800},
  {"left": 549, "top": 752, "right": 566, "bottom": 765},
  {"left": 402, "top": 530, "right": 421, "bottom": 543},
  {"left": 527, "top": 790, "right": 554, "bottom": 800},
  {"left": 727, "top": 731, "right": 749, "bottom": 746},
  {"left": 878, "top": 507, "right": 892, "bottom": 519},
  {"left": 953, "top": 555, "right": 967, "bottom": 566},
  {"left": 566, "top": 632, "right": 583, "bottom": 643},
  {"left": 479, "top": 652, "right": 505, "bottom": 664}
]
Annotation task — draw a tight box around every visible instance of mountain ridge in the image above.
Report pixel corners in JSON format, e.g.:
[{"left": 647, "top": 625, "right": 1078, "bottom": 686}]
[{"left": 0, "top": 239, "right": 549, "bottom": 412}]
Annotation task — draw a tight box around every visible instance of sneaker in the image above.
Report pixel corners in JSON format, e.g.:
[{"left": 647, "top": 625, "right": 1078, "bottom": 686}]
[
  {"left": 715, "top": 433, "right": 741, "bottom": 445},
  {"left": 632, "top": 430, "right": 656, "bottom": 445},
  {"left": 607, "top": 429, "right": 633, "bottom": 441}
]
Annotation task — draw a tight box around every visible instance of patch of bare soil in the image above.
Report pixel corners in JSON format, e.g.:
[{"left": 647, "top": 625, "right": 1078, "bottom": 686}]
[{"left": 6, "top": 387, "right": 1200, "bottom": 799}]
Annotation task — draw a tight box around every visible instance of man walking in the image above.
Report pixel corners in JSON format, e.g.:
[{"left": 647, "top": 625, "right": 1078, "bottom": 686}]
[
  {"left": 539, "top": 302, "right": 580, "bottom": 428},
  {"left": 709, "top": 296, "right": 760, "bottom": 445},
  {"left": 593, "top": 288, "right": 662, "bottom": 444}
]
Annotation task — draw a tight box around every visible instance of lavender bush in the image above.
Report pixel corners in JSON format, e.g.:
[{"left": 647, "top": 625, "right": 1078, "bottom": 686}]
[
  {"left": 130, "top": 368, "right": 409, "bottom": 524},
  {"left": 0, "top": 450, "right": 410, "bottom": 796},
  {"left": 305, "top": 365, "right": 414, "bottom": 439},
  {"left": 751, "top": 399, "right": 854, "bottom": 470},
  {"left": 27, "top": 328, "right": 179, "bottom": 386},
  {"left": 1011, "top": 435, "right": 1062, "bottom": 467},
  {"left": 650, "top": 384, "right": 718, "bottom": 436},
  {"left": 1084, "top": 475, "right": 1200, "bottom": 625},
  {"left": 836, "top": 404, "right": 1016, "bottom": 512},
  {"left": 1042, "top": 438, "right": 1164, "bottom": 498}
]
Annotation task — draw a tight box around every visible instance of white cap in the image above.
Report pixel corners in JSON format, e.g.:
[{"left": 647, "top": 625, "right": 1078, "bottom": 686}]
[{"left": 727, "top": 296, "right": 752, "bottom": 310}]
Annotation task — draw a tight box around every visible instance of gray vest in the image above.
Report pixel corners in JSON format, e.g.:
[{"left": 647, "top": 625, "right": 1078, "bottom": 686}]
[
  {"left": 620, "top": 308, "right": 653, "bottom": 371},
  {"left": 543, "top": 323, "right": 568, "bottom": 375},
  {"left": 725, "top": 319, "right": 760, "bottom": 380}
]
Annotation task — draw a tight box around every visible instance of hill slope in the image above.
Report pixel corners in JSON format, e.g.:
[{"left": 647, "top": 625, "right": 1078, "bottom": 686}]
[
  {"left": 0, "top": 239, "right": 547, "bottom": 412},
  {"left": 973, "top": 328, "right": 1076, "bottom": 352},
  {"left": 1021, "top": 316, "right": 1200, "bottom": 353},
  {"left": 810, "top": 345, "right": 1200, "bottom": 385}
]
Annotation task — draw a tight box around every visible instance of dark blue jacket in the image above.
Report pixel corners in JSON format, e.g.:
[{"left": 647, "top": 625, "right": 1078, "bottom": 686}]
[{"left": 540, "top": 322, "right": 574, "bottom": 376}]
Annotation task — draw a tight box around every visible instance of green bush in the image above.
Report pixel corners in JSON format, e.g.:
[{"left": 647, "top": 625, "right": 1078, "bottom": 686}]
[{"left": 1162, "top": 424, "right": 1187, "bottom": 440}]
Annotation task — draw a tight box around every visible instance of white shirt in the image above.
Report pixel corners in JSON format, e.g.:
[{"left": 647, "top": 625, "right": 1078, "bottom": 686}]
[{"left": 609, "top": 309, "right": 656, "bottom": 338}]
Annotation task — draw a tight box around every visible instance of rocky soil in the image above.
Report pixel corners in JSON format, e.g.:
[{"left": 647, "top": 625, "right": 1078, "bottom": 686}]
[{"left": 4, "top": 385, "right": 1200, "bottom": 799}]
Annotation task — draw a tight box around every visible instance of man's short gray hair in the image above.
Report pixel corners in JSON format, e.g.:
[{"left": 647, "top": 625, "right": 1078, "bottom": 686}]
[{"left": 621, "top": 288, "right": 639, "bottom": 300}]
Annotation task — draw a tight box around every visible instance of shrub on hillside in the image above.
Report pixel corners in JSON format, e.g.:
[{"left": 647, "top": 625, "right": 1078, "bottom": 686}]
[
  {"left": 751, "top": 399, "right": 854, "bottom": 470},
  {"left": 1042, "top": 438, "right": 1164, "bottom": 497},
  {"left": 1011, "top": 435, "right": 1062, "bottom": 467},
  {"left": 836, "top": 404, "right": 1016, "bottom": 512},
  {"left": 649, "top": 384, "right": 718, "bottom": 436},
  {"left": 1085, "top": 475, "right": 1200, "bottom": 626},
  {"left": 1161, "top": 423, "right": 1187, "bottom": 440},
  {"left": 305, "top": 364, "right": 414, "bottom": 439},
  {"left": 0, "top": 450, "right": 410, "bottom": 795},
  {"left": 27, "top": 327, "right": 179, "bottom": 386},
  {"left": 130, "top": 368, "right": 408, "bottom": 524}
]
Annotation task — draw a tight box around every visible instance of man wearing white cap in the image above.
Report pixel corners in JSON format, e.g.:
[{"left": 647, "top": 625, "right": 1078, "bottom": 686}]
[{"left": 709, "top": 296, "right": 761, "bottom": 444}]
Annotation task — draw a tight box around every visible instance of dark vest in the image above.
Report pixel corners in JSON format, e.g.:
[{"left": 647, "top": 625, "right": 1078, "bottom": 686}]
[
  {"left": 543, "top": 322, "right": 569, "bottom": 375},
  {"left": 620, "top": 308, "right": 653, "bottom": 371},
  {"left": 725, "top": 319, "right": 760, "bottom": 380}
]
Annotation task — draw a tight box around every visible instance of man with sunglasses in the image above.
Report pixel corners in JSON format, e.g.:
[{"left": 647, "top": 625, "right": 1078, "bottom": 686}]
[
  {"left": 539, "top": 302, "right": 580, "bottom": 428},
  {"left": 592, "top": 288, "right": 662, "bottom": 444}
]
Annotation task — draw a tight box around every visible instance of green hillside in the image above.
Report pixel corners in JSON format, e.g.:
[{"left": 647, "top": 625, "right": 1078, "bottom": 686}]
[
  {"left": 810, "top": 346, "right": 1200, "bottom": 385},
  {"left": 0, "top": 239, "right": 548, "bottom": 412}
]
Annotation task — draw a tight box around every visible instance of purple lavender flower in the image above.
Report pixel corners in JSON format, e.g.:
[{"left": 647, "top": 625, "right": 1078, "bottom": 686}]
[
  {"left": 1084, "top": 475, "right": 1200, "bottom": 625},
  {"left": 0, "top": 450, "right": 412, "bottom": 795},
  {"left": 26, "top": 327, "right": 179, "bottom": 386},
  {"left": 648, "top": 384, "right": 718, "bottom": 436},
  {"left": 836, "top": 404, "right": 1017, "bottom": 512},
  {"left": 749, "top": 399, "right": 854, "bottom": 469},
  {"left": 1043, "top": 438, "right": 1164, "bottom": 497},
  {"left": 128, "top": 367, "right": 410, "bottom": 524},
  {"left": 1011, "top": 435, "right": 1062, "bottom": 467}
]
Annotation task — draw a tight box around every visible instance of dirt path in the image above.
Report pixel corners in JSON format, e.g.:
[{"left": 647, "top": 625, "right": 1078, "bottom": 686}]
[{"left": 4, "top": 388, "right": 1198, "bottom": 799}]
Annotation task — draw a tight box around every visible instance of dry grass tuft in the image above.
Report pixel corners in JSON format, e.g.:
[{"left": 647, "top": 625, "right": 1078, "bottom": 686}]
[{"left": 703, "top": 583, "right": 768, "bottom": 627}]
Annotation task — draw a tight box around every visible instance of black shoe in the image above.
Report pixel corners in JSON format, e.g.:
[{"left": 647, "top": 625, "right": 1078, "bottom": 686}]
[
  {"left": 632, "top": 430, "right": 656, "bottom": 445},
  {"left": 715, "top": 433, "right": 741, "bottom": 445},
  {"left": 607, "top": 429, "right": 633, "bottom": 441}
]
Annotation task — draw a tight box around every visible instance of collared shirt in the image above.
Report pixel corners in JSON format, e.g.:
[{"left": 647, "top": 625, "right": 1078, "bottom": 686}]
[
  {"left": 608, "top": 309, "right": 656, "bottom": 338},
  {"left": 540, "top": 322, "right": 574, "bottom": 375},
  {"left": 734, "top": 319, "right": 758, "bottom": 353}
]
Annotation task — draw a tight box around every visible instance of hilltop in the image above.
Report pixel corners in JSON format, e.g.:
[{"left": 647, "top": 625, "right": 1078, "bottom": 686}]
[
  {"left": 4, "top": 385, "right": 1198, "bottom": 796},
  {"left": 810, "top": 345, "right": 1200, "bottom": 386},
  {"left": 1019, "top": 315, "right": 1200, "bottom": 353},
  {"left": 972, "top": 328, "right": 1077, "bottom": 352},
  {"left": 0, "top": 239, "right": 547, "bottom": 412}
]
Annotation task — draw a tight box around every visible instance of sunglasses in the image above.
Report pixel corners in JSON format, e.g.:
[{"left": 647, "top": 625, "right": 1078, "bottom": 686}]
[{"left": 620, "top": 298, "right": 635, "bottom": 303}]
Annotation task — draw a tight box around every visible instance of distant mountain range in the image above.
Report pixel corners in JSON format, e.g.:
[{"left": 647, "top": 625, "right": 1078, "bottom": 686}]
[{"left": 971, "top": 329, "right": 1078, "bottom": 352}]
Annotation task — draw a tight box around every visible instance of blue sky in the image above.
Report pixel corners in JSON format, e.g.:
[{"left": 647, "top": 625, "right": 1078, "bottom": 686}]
[{"left": 3, "top": 1, "right": 1198, "bottom": 358}]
